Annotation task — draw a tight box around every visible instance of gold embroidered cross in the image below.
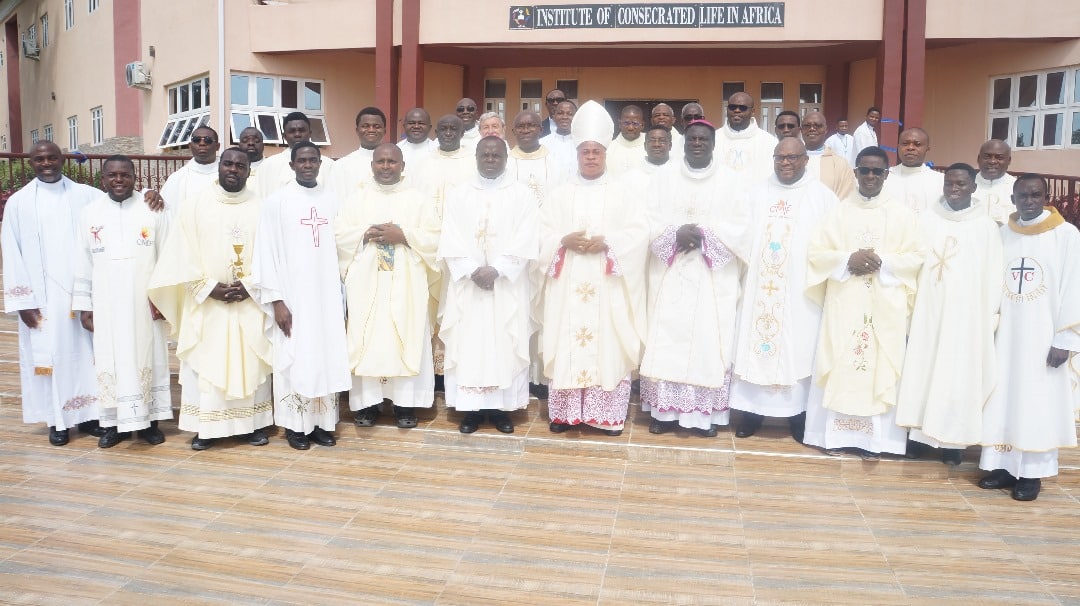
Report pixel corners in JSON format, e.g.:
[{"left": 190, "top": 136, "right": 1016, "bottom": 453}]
[
  {"left": 573, "top": 327, "right": 594, "bottom": 348},
  {"left": 474, "top": 217, "right": 496, "bottom": 254},
  {"left": 761, "top": 280, "right": 779, "bottom": 296},
  {"left": 575, "top": 282, "right": 596, "bottom": 303},
  {"left": 930, "top": 236, "right": 958, "bottom": 282}
]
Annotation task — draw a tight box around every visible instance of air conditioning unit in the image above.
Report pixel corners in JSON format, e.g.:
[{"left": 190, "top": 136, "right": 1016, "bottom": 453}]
[
  {"left": 125, "top": 61, "right": 151, "bottom": 89},
  {"left": 21, "top": 39, "right": 39, "bottom": 60}
]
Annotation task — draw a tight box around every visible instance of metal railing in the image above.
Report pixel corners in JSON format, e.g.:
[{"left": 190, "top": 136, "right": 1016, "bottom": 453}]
[{"left": 929, "top": 166, "right": 1080, "bottom": 228}]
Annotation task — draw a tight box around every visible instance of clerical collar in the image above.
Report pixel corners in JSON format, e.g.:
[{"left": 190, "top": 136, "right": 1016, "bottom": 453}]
[
  {"left": 1009, "top": 206, "right": 1064, "bottom": 234},
  {"left": 933, "top": 197, "right": 980, "bottom": 222},
  {"left": 438, "top": 147, "right": 464, "bottom": 157},
  {"left": 772, "top": 172, "right": 811, "bottom": 189},
  {"left": 190, "top": 159, "right": 218, "bottom": 174},
  {"left": 214, "top": 181, "right": 253, "bottom": 204},
  {"left": 511, "top": 145, "right": 547, "bottom": 160},
  {"left": 35, "top": 177, "right": 66, "bottom": 193},
  {"left": 477, "top": 172, "right": 508, "bottom": 189},
  {"left": 109, "top": 193, "right": 135, "bottom": 206},
  {"left": 374, "top": 177, "right": 405, "bottom": 193},
  {"left": 895, "top": 164, "right": 928, "bottom": 176},
  {"left": 978, "top": 173, "right": 1009, "bottom": 186},
  {"left": 722, "top": 119, "right": 760, "bottom": 140},
  {"left": 807, "top": 146, "right": 825, "bottom": 156},
  {"left": 615, "top": 134, "right": 641, "bottom": 147},
  {"left": 1017, "top": 209, "right": 1050, "bottom": 226}
]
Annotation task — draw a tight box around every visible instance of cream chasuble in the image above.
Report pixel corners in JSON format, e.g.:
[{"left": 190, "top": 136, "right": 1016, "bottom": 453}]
[
  {"left": 507, "top": 145, "right": 570, "bottom": 207},
  {"left": 974, "top": 173, "right": 1018, "bottom": 225},
  {"left": 604, "top": 134, "right": 646, "bottom": 177},
  {"left": 981, "top": 208, "right": 1080, "bottom": 454},
  {"left": 420, "top": 147, "right": 475, "bottom": 220},
  {"left": 895, "top": 198, "right": 1002, "bottom": 447},
  {"left": 438, "top": 174, "right": 538, "bottom": 411},
  {"left": 335, "top": 177, "right": 440, "bottom": 410},
  {"left": 2, "top": 177, "right": 99, "bottom": 428},
  {"left": 256, "top": 148, "right": 336, "bottom": 198},
  {"left": 149, "top": 184, "right": 273, "bottom": 438},
  {"left": 72, "top": 192, "right": 172, "bottom": 431},
  {"left": 885, "top": 164, "right": 944, "bottom": 215},
  {"left": 460, "top": 126, "right": 481, "bottom": 155},
  {"left": 806, "top": 148, "right": 856, "bottom": 201},
  {"left": 160, "top": 158, "right": 218, "bottom": 214},
  {"left": 330, "top": 147, "right": 374, "bottom": 201},
  {"left": 715, "top": 119, "right": 778, "bottom": 192}
]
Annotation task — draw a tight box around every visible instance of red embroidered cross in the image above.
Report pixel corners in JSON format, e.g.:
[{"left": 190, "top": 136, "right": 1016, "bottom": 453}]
[{"left": 300, "top": 206, "right": 328, "bottom": 247}]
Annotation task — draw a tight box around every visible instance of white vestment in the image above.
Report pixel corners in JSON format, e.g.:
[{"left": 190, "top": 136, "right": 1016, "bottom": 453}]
[
  {"left": 421, "top": 147, "right": 475, "bottom": 220},
  {"left": 896, "top": 199, "right": 1002, "bottom": 448},
  {"left": 73, "top": 192, "right": 172, "bottom": 431},
  {"left": 803, "top": 190, "right": 924, "bottom": 454},
  {"left": 640, "top": 160, "right": 750, "bottom": 430},
  {"left": 974, "top": 172, "right": 1017, "bottom": 225},
  {"left": 668, "top": 129, "right": 684, "bottom": 161},
  {"left": 886, "top": 164, "right": 945, "bottom": 216},
  {"left": 149, "top": 184, "right": 273, "bottom": 439},
  {"left": 330, "top": 146, "right": 375, "bottom": 201},
  {"left": 256, "top": 148, "right": 336, "bottom": 198},
  {"left": 460, "top": 126, "right": 481, "bottom": 154},
  {"left": 825, "top": 132, "right": 856, "bottom": 167},
  {"left": 540, "top": 174, "right": 649, "bottom": 429},
  {"left": 979, "top": 208, "right": 1080, "bottom": 478},
  {"left": 160, "top": 158, "right": 218, "bottom": 214},
  {"left": 2, "top": 177, "right": 99, "bottom": 428},
  {"left": 852, "top": 121, "right": 878, "bottom": 158},
  {"left": 715, "top": 118, "right": 778, "bottom": 193},
  {"left": 605, "top": 134, "right": 646, "bottom": 176},
  {"left": 398, "top": 138, "right": 437, "bottom": 177},
  {"left": 507, "top": 145, "right": 571, "bottom": 207},
  {"left": 251, "top": 181, "right": 351, "bottom": 434},
  {"left": 335, "top": 178, "right": 440, "bottom": 410},
  {"left": 439, "top": 174, "right": 538, "bottom": 412},
  {"left": 538, "top": 132, "right": 577, "bottom": 175},
  {"left": 730, "top": 174, "right": 839, "bottom": 418}
]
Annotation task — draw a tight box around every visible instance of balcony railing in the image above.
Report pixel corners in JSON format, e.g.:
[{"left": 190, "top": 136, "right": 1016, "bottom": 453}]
[{"left": 0, "top": 152, "right": 191, "bottom": 220}]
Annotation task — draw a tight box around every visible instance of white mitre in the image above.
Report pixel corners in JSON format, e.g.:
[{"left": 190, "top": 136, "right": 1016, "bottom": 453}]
[{"left": 571, "top": 100, "right": 615, "bottom": 149}]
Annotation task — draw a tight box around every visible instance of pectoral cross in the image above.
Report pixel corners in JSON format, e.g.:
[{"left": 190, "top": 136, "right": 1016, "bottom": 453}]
[{"left": 300, "top": 206, "right": 328, "bottom": 247}]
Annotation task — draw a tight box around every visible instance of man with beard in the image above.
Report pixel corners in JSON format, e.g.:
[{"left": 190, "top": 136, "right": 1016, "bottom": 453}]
[{"left": 238, "top": 126, "right": 265, "bottom": 177}]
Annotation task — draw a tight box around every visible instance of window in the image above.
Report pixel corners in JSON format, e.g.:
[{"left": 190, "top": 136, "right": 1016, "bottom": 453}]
[
  {"left": 24, "top": 23, "right": 37, "bottom": 55},
  {"left": 0, "top": 135, "right": 7, "bottom": 151},
  {"left": 759, "top": 82, "right": 784, "bottom": 135},
  {"left": 64, "top": 0, "right": 75, "bottom": 29},
  {"left": 158, "top": 75, "right": 211, "bottom": 149},
  {"left": 1, "top": 50, "right": 4, "bottom": 66},
  {"left": 88, "top": 0, "right": 100, "bottom": 13},
  {"left": 484, "top": 79, "right": 506, "bottom": 118},
  {"left": 43, "top": 124, "right": 52, "bottom": 141},
  {"left": 228, "top": 72, "right": 329, "bottom": 145},
  {"left": 722, "top": 82, "right": 744, "bottom": 102},
  {"left": 30, "top": 129, "right": 39, "bottom": 144},
  {"left": 555, "top": 79, "right": 579, "bottom": 105},
  {"left": 91, "top": 106, "right": 103, "bottom": 145},
  {"left": 40, "top": 14, "right": 49, "bottom": 48},
  {"left": 799, "top": 83, "right": 824, "bottom": 117},
  {"left": 68, "top": 115, "right": 78, "bottom": 150},
  {"left": 988, "top": 66, "right": 1080, "bottom": 150}
]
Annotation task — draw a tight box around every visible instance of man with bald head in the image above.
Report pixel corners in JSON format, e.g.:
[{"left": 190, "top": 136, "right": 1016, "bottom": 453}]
[
  {"left": 729, "top": 137, "right": 839, "bottom": 441},
  {"left": 397, "top": 107, "right": 437, "bottom": 170},
  {"left": 681, "top": 103, "right": 705, "bottom": 127},
  {"left": 238, "top": 126, "right": 266, "bottom": 176},
  {"left": 886, "top": 127, "right": 944, "bottom": 215},
  {"left": 456, "top": 97, "right": 481, "bottom": 153},
  {"left": 651, "top": 103, "right": 683, "bottom": 159},
  {"left": 974, "top": 139, "right": 1016, "bottom": 224},
  {"left": 2, "top": 141, "right": 103, "bottom": 445},
  {"left": 606, "top": 105, "right": 647, "bottom": 176},
  {"left": 715, "top": 92, "right": 779, "bottom": 193},
  {"left": 800, "top": 111, "right": 856, "bottom": 199},
  {"left": 507, "top": 110, "right": 569, "bottom": 206},
  {"left": 160, "top": 125, "right": 220, "bottom": 213},
  {"left": 336, "top": 143, "right": 441, "bottom": 430}
]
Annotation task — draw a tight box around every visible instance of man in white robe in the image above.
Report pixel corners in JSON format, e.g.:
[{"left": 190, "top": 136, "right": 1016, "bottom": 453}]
[
  {"left": 331, "top": 107, "right": 387, "bottom": 199},
  {"left": 885, "top": 127, "right": 943, "bottom": 215},
  {"left": 149, "top": 148, "right": 273, "bottom": 450},
  {"left": 605, "top": 105, "right": 647, "bottom": 176},
  {"left": 251, "top": 142, "right": 351, "bottom": 450},
  {"left": 336, "top": 144, "right": 441, "bottom": 429},
  {"left": 625, "top": 127, "right": 675, "bottom": 193},
  {"left": 715, "top": 92, "right": 779, "bottom": 193},
  {"left": 539, "top": 101, "right": 577, "bottom": 175},
  {"left": 73, "top": 155, "right": 172, "bottom": 448},
  {"left": 397, "top": 107, "right": 437, "bottom": 173},
  {"left": 423, "top": 115, "right": 475, "bottom": 220},
  {"left": 541, "top": 100, "right": 650, "bottom": 436},
  {"left": 977, "top": 174, "right": 1080, "bottom": 501},
  {"left": 896, "top": 163, "right": 1002, "bottom": 465},
  {"left": 456, "top": 98, "right": 481, "bottom": 154},
  {"left": 852, "top": 107, "right": 881, "bottom": 159},
  {"left": 160, "top": 125, "right": 220, "bottom": 214},
  {"left": 651, "top": 103, "right": 682, "bottom": 161},
  {"left": 257, "top": 111, "right": 336, "bottom": 196},
  {"left": 439, "top": 137, "right": 538, "bottom": 434},
  {"left": 801, "top": 111, "right": 856, "bottom": 200},
  {"left": 238, "top": 127, "right": 266, "bottom": 178},
  {"left": 2, "top": 141, "right": 101, "bottom": 445},
  {"left": 729, "top": 138, "right": 839, "bottom": 441},
  {"left": 803, "top": 146, "right": 924, "bottom": 458},
  {"left": 974, "top": 139, "right": 1016, "bottom": 225},
  {"left": 640, "top": 121, "right": 748, "bottom": 437},
  {"left": 825, "top": 119, "right": 856, "bottom": 167}
]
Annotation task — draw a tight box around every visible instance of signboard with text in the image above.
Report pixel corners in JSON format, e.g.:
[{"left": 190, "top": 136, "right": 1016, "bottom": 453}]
[{"left": 509, "top": 3, "right": 785, "bottom": 30}]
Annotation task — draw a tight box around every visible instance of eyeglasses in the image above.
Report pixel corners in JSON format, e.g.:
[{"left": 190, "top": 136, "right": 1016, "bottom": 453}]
[
  {"left": 546, "top": 97, "right": 566, "bottom": 104},
  {"left": 856, "top": 167, "right": 887, "bottom": 176},
  {"left": 683, "top": 113, "right": 704, "bottom": 121},
  {"left": 191, "top": 136, "right": 216, "bottom": 144},
  {"left": 727, "top": 104, "right": 750, "bottom": 113},
  {"left": 776, "top": 123, "right": 798, "bottom": 130},
  {"left": 456, "top": 105, "right": 477, "bottom": 112},
  {"left": 620, "top": 120, "right": 643, "bottom": 128},
  {"left": 773, "top": 154, "right": 805, "bottom": 164}
]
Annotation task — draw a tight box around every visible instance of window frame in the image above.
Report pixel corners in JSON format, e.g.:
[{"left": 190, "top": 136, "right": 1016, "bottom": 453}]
[
  {"left": 158, "top": 75, "right": 211, "bottom": 149},
  {"left": 30, "top": 129, "right": 39, "bottom": 144},
  {"left": 91, "top": 106, "right": 103, "bottom": 145},
  {"left": 40, "top": 14, "right": 49, "bottom": 48},
  {"left": 67, "top": 115, "right": 78, "bottom": 151},
  {"left": 228, "top": 72, "right": 330, "bottom": 146},
  {"left": 988, "top": 66, "right": 1080, "bottom": 151},
  {"left": 64, "top": 0, "right": 75, "bottom": 30},
  {"left": 88, "top": 0, "right": 100, "bottom": 14}
]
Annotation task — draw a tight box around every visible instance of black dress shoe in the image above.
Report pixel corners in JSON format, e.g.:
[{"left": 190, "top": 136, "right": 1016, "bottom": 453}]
[
  {"left": 693, "top": 426, "right": 718, "bottom": 438},
  {"left": 48, "top": 426, "right": 69, "bottom": 446},
  {"left": 353, "top": 405, "right": 379, "bottom": 427},
  {"left": 649, "top": 419, "right": 676, "bottom": 434},
  {"left": 285, "top": 429, "right": 310, "bottom": 450},
  {"left": 1012, "top": 477, "right": 1042, "bottom": 501},
  {"left": 308, "top": 426, "right": 336, "bottom": 447},
  {"left": 191, "top": 435, "right": 215, "bottom": 450},
  {"left": 394, "top": 406, "right": 418, "bottom": 429},
  {"left": 528, "top": 383, "right": 549, "bottom": 399},
  {"left": 735, "top": 413, "right": 763, "bottom": 438},
  {"left": 459, "top": 412, "right": 483, "bottom": 434},
  {"left": 904, "top": 439, "right": 928, "bottom": 460},
  {"left": 77, "top": 420, "right": 107, "bottom": 437},
  {"left": 603, "top": 429, "right": 623, "bottom": 437},
  {"left": 137, "top": 420, "right": 165, "bottom": 445},
  {"left": 248, "top": 428, "right": 269, "bottom": 446},
  {"left": 941, "top": 448, "right": 963, "bottom": 466},
  {"left": 549, "top": 421, "right": 572, "bottom": 433},
  {"left": 978, "top": 468, "right": 1017, "bottom": 490},
  {"left": 489, "top": 411, "right": 514, "bottom": 434},
  {"left": 98, "top": 427, "right": 130, "bottom": 448},
  {"left": 788, "top": 412, "right": 806, "bottom": 443}
]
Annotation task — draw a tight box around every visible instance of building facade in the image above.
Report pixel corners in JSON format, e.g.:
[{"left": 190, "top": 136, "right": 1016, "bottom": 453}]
[{"left": 1, "top": 0, "right": 1078, "bottom": 173}]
